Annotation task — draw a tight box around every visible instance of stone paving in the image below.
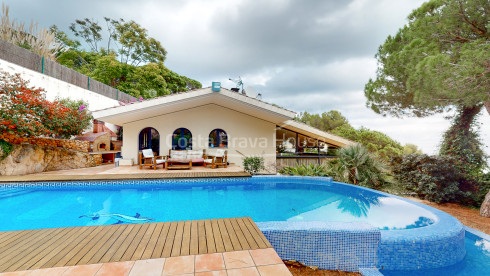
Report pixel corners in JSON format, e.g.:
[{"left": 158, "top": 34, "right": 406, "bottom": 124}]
[{"left": 0, "top": 249, "right": 291, "bottom": 276}]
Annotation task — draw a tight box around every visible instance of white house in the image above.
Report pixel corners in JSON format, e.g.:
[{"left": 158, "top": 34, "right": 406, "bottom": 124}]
[{"left": 93, "top": 85, "right": 353, "bottom": 170}]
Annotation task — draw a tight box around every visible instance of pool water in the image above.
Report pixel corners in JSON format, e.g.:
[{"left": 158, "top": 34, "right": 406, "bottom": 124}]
[
  {"left": 0, "top": 181, "right": 436, "bottom": 231},
  {"left": 383, "top": 233, "right": 490, "bottom": 276}
]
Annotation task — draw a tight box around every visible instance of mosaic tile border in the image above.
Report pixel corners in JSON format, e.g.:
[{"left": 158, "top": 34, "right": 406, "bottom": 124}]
[{"left": 257, "top": 221, "right": 380, "bottom": 272}]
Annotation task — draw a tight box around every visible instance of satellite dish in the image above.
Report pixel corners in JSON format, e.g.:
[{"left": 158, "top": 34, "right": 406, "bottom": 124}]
[{"left": 244, "top": 86, "right": 257, "bottom": 98}]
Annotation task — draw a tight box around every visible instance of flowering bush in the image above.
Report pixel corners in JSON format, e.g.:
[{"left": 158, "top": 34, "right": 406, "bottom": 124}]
[{"left": 0, "top": 71, "right": 93, "bottom": 138}]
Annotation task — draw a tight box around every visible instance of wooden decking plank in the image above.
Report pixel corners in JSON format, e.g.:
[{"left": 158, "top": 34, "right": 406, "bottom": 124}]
[
  {"left": 197, "top": 220, "right": 207, "bottom": 255},
  {"left": 108, "top": 223, "right": 143, "bottom": 262},
  {"left": 151, "top": 222, "right": 171, "bottom": 259},
  {"left": 228, "top": 218, "right": 249, "bottom": 250},
  {"left": 5, "top": 226, "right": 77, "bottom": 271},
  {"left": 141, "top": 222, "right": 164, "bottom": 260},
  {"left": 161, "top": 221, "right": 178, "bottom": 258},
  {"left": 87, "top": 225, "right": 128, "bottom": 264},
  {"left": 189, "top": 220, "right": 199, "bottom": 255},
  {"left": 223, "top": 218, "right": 243, "bottom": 251},
  {"left": 0, "top": 217, "right": 269, "bottom": 273},
  {"left": 245, "top": 217, "right": 272, "bottom": 248},
  {"left": 217, "top": 218, "right": 234, "bottom": 252},
  {"left": 211, "top": 219, "right": 225, "bottom": 253},
  {"left": 120, "top": 223, "right": 151, "bottom": 261},
  {"left": 180, "top": 220, "right": 191, "bottom": 256},
  {"left": 65, "top": 225, "right": 116, "bottom": 266},
  {"left": 0, "top": 229, "right": 51, "bottom": 259},
  {"left": 0, "top": 228, "right": 60, "bottom": 266},
  {"left": 239, "top": 217, "right": 268, "bottom": 249},
  {"left": 54, "top": 225, "right": 107, "bottom": 267},
  {"left": 42, "top": 226, "right": 98, "bottom": 268},
  {"left": 29, "top": 226, "right": 89, "bottom": 270},
  {"left": 99, "top": 224, "right": 136, "bottom": 264},
  {"left": 0, "top": 230, "right": 30, "bottom": 249},
  {"left": 204, "top": 219, "right": 216, "bottom": 254},
  {"left": 133, "top": 222, "right": 158, "bottom": 260},
  {"left": 170, "top": 221, "right": 185, "bottom": 257},
  {"left": 77, "top": 225, "right": 121, "bottom": 265},
  {"left": 0, "top": 230, "right": 25, "bottom": 244},
  {"left": 234, "top": 217, "right": 259, "bottom": 250}
]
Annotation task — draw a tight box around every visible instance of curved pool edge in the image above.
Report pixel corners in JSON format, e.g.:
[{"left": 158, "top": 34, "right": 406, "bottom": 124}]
[{"left": 252, "top": 175, "right": 466, "bottom": 271}]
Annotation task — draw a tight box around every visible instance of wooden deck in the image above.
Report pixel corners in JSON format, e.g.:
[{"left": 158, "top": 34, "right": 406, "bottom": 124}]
[
  {"left": 0, "top": 217, "right": 271, "bottom": 273},
  {"left": 0, "top": 171, "right": 251, "bottom": 183}
]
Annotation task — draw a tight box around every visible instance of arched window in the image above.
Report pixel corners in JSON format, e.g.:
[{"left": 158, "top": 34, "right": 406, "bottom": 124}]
[
  {"left": 139, "top": 127, "right": 160, "bottom": 155},
  {"left": 172, "top": 128, "right": 192, "bottom": 150},
  {"left": 209, "top": 129, "right": 227, "bottom": 148}
]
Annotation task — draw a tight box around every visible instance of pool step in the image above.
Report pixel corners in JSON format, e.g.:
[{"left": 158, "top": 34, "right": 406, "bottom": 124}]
[{"left": 0, "top": 189, "right": 32, "bottom": 199}]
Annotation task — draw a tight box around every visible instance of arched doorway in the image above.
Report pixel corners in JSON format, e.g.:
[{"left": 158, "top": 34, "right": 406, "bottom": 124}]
[
  {"left": 172, "top": 128, "right": 192, "bottom": 150},
  {"left": 139, "top": 127, "right": 160, "bottom": 155}
]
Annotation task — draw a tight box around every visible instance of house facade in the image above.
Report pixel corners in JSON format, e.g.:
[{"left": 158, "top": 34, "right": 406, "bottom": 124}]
[{"left": 93, "top": 86, "right": 353, "bottom": 170}]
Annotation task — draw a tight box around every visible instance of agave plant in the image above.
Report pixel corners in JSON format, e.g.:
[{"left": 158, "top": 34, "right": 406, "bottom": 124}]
[
  {"left": 279, "top": 164, "right": 328, "bottom": 177},
  {"left": 329, "top": 144, "right": 389, "bottom": 189}
]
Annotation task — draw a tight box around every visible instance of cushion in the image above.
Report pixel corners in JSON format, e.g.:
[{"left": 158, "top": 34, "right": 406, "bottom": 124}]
[
  {"left": 155, "top": 159, "right": 165, "bottom": 164},
  {"left": 142, "top": 149, "right": 154, "bottom": 158},
  {"left": 215, "top": 149, "right": 226, "bottom": 157},
  {"left": 192, "top": 158, "right": 204, "bottom": 163},
  {"left": 204, "top": 159, "right": 213, "bottom": 164},
  {"left": 187, "top": 150, "right": 203, "bottom": 159},
  {"left": 168, "top": 158, "right": 191, "bottom": 163},
  {"left": 170, "top": 150, "right": 187, "bottom": 161}
]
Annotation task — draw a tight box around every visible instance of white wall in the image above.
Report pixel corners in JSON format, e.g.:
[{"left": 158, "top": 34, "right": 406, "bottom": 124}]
[
  {"left": 122, "top": 104, "right": 277, "bottom": 169},
  {"left": 0, "top": 59, "right": 119, "bottom": 112}
]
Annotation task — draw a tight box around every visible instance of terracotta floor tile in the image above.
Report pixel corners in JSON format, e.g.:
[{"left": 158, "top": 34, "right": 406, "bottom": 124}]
[
  {"left": 0, "top": 271, "right": 31, "bottom": 276},
  {"left": 129, "top": 258, "right": 166, "bottom": 276},
  {"left": 162, "top": 255, "right": 194, "bottom": 275},
  {"left": 195, "top": 253, "right": 225, "bottom": 272},
  {"left": 249, "top": 248, "right": 283, "bottom": 266},
  {"left": 195, "top": 270, "right": 227, "bottom": 276},
  {"left": 223, "top": 250, "right": 255, "bottom": 269},
  {"left": 28, "top": 267, "right": 69, "bottom": 276},
  {"left": 257, "top": 264, "right": 292, "bottom": 276},
  {"left": 62, "top": 264, "right": 103, "bottom": 276},
  {"left": 95, "top": 261, "right": 134, "bottom": 276},
  {"left": 226, "top": 267, "right": 260, "bottom": 276}
]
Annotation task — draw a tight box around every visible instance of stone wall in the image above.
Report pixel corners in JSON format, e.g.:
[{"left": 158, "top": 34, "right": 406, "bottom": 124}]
[
  {"left": 0, "top": 133, "right": 90, "bottom": 152},
  {"left": 0, "top": 143, "right": 102, "bottom": 176}
]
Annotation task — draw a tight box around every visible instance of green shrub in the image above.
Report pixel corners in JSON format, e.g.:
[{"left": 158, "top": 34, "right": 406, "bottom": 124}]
[
  {"left": 0, "top": 139, "right": 13, "bottom": 161},
  {"left": 391, "top": 154, "right": 474, "bottom": 204},
  {"left": 279, "top": 164, "right": 328, "bottom": 177},
  {"left": 243, "top": 156, "right": 265, "bottom": 175}
]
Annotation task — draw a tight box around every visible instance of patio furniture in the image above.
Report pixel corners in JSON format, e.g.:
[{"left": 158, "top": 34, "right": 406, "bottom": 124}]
[
  {"left": 167, "top": 149, "right": 206, "bottom": 168},
  {"left": 166, "top": 150, "right": 193, "bottom": 170},
  {"left": 204, "top": 149, "right": 227, "bottom": 169},
  {"left": 139, "top": 149, "right": 165, "bottom": 170}
]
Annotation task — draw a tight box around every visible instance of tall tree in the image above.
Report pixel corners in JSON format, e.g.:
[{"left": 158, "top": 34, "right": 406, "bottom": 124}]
[
  {"left": 365, "top": 0, "right": 489, "bottom": 172},
  {"left": 296, "top": 110, "right": 349, "bottom": 131}
]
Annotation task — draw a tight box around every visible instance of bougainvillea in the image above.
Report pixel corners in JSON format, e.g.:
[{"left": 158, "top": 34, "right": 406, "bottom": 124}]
[{"left": 0, "top": 71, "right": 93, "bottom": 138}]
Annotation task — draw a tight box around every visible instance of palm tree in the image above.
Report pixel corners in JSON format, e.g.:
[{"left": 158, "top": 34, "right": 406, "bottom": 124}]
[{"left": 329, "top": 144, "right": 389, "bottom": 189}]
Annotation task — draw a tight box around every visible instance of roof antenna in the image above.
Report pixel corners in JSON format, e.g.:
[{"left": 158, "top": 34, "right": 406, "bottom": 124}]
[{"left": 229, "top": 77, "right": 245, "bottom": 95}]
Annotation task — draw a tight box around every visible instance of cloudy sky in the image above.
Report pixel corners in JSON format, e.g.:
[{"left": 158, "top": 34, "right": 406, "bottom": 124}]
[{"left": 5, "top": 0, "right": 490, "bottom": 155}]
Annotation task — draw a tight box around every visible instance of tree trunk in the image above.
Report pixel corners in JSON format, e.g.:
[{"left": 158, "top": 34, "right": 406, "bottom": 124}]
[
  {"left": 481, "top": 189, "right": 490, "bottom": 217},
  {"left": 440, "top": 104, "right": 485, "bottom": 175}
]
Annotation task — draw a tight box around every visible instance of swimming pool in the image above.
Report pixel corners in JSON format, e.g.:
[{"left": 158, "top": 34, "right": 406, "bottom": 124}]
[
  {"left": 0, "top": 176, "right": 475, "bottom": 272},
  {"left": 0, "top": 177, "right": 436, "bottom": 231}
]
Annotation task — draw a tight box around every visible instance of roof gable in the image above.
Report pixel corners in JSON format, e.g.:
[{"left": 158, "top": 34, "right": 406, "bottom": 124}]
[{"left": 93, "top": 87, "right": 296, "bottom": 125}]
